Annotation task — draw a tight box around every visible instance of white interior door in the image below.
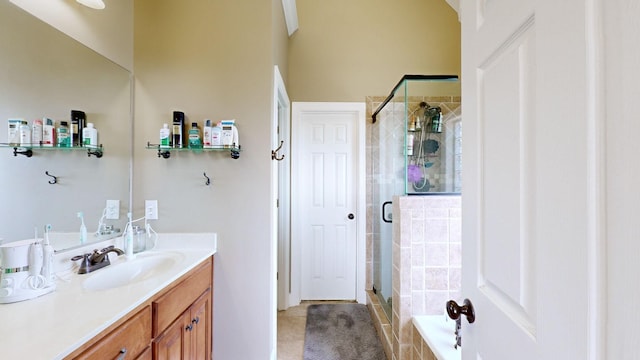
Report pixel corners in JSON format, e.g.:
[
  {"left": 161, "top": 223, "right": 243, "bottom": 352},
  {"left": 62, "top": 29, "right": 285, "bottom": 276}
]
[
  {"left": 292, "top": 102, "right": 365, "bottom": 301},
  {"left": 460, "top": 0, "right": 603, "bottom": 359}
]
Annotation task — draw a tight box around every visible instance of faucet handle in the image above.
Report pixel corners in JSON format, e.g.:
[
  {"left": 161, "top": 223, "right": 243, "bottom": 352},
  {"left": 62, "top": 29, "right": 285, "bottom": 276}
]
[{"left": 100, "top": 245, "right": 115, "bottom": 253}]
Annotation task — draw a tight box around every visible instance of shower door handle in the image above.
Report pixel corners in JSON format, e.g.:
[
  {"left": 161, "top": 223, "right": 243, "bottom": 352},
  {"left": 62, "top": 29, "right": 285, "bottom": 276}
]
[{"left": 382, "top": 201, "right": 392, "bottom": 223}]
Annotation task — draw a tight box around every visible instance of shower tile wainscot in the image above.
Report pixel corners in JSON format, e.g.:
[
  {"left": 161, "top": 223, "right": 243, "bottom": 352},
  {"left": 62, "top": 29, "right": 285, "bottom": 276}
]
[{"left": 368, "top": 195, "right": 461, "bottom": 360}]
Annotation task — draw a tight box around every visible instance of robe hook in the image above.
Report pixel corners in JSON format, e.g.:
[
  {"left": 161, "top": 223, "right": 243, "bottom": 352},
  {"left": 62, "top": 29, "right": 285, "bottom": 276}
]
[
  {"left": 271, "top": 140, "right": 285, "bottom": 161},
  {"left": 45, "top": 171, "right": 58, "bottom": 185}
]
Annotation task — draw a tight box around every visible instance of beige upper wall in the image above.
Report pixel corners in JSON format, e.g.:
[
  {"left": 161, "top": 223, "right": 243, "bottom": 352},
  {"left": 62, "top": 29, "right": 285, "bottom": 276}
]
[
  {"left": 10, "top": 0, "right": 133, "bottom": 71},
  {"left": 288, "top": 0, "right": 461, "bottom": 102},
  {"left": 273, "top": 0, "right": 290, "bottom": 84}
]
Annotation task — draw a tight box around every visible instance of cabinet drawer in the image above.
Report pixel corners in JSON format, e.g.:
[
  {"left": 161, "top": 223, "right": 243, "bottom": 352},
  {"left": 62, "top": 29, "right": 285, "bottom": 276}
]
[
  {"left": 153, "top": 258, "right": 212, "bottom": 337},
  {"left": 75, "top": 306, "right": 151, "bottom": 360}
]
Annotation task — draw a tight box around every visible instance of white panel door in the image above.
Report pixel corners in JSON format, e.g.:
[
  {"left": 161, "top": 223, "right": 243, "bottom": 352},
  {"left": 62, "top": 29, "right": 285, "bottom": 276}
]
[
  {"left": 296, "top": 105, "right": 359, "bottom": 300},
  {"left": 460, "top": 0, "right": 601, "bottom": 359}
]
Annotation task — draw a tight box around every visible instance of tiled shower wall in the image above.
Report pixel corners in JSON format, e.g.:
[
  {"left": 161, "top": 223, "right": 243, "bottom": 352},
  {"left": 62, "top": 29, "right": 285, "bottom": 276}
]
[{"left": 392, "top": 195, "right": 461, "bottom": 360}]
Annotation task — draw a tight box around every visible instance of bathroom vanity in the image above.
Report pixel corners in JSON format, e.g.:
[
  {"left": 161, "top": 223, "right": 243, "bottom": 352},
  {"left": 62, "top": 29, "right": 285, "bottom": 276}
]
[{"left": 0, "top": 233, "right": 216, "bottom": 360}]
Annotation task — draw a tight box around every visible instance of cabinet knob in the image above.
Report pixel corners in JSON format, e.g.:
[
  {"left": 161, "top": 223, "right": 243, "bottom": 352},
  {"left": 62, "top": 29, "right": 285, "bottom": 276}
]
[
  {"left": 186, "top": 324, "right": 193, "bottom": 332},
  {"left": 192, "top": 316, "right": 200, "bottom": 325},
  {"left": 116, "top": 348, "right": 127, "bottom": 360}
]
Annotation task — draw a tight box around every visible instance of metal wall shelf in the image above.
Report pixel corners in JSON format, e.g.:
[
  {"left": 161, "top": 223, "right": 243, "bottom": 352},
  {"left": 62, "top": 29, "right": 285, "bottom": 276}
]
[
  {"left": 0, "top": 143, "right": 103, "bottom": 158},
  {"left": 146, "top": 142, "right": 241, "bottom": 159}
]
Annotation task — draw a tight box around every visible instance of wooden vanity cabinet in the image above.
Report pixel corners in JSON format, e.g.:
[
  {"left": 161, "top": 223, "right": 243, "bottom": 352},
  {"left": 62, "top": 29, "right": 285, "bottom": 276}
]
[
  {"left": 66, "top": 257, "right": 213, "bottom": 360},
  {"left": 153, "top": 259, "right": 212, "bottom": 360},
  {"left": 72, "top": 306, "right": 152, "bottom": 360}
]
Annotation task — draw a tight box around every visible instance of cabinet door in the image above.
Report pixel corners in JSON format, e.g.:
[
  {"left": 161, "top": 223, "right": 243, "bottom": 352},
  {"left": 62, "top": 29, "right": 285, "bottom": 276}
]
[
  {"left": 189, "top": 290, "right": 211, "bottom": 360},
  {"left": 153, "top": 312, "right": 190, "bottom": 360}
]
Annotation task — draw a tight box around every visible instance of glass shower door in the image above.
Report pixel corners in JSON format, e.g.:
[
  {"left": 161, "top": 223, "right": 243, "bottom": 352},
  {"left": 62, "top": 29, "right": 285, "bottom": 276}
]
[{"left": 371, "top": 84, "right": 406, "bottom": 320}]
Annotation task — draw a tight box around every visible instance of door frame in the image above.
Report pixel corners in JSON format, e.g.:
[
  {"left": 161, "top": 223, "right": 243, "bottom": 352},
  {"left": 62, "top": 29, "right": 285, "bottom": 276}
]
[
  {"left": 271, "top": 65, "right": 290, "bottom": 359},
  {"left": 273, "top": 66, "right": 292, "bottom": 311},
  {"left": 290, "top": 102, "right": 366, "bottom": 306}
]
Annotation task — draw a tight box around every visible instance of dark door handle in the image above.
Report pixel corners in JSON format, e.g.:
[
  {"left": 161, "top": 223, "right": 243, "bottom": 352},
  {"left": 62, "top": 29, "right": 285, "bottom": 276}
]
[
  {"left": 446, "top": 298, "right": 475, "bottom": 324},
  {"left": 347, "top": 213, "right": 354, "bottom": 220},
  {"left": 382, "top": 201, "right": 392, "bottom": 223}
]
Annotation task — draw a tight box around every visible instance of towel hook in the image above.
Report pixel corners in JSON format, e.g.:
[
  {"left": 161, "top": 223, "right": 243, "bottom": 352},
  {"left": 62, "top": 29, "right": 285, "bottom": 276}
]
[
  {"left": 271, "top": 140, "right": 285, "bottom": 161},
  {"left": 45, "top": 171, "right": 58, "bottom": 185},
  {"left": 203, "top": 172, "right": 211, "bottom": 186}
]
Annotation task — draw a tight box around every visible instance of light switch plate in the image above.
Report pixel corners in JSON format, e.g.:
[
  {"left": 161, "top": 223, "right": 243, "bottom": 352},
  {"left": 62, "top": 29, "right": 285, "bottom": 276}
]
[
  {"left": 106, "top": 200, "right": 120, "bottom": 220},
  {"left": 145, "top": 200, "right": 158, "bottom": 220}
]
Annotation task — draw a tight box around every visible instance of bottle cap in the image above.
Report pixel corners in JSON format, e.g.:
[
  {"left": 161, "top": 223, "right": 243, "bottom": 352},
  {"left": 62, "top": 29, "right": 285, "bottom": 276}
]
[
  {"left": 87, "top": 123, "right": 94, "bottom": 128},
  {"left": 192, "top": 122, "right": 197, "bottom": 127}
]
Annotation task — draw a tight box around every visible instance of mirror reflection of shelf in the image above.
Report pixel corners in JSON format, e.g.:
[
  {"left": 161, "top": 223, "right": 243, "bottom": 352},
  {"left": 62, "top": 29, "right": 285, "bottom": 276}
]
[
  {"left": 0, "top": 143, "right": 103, "bottom": 158},
  {"left": 146, "top": 141, "right": 241, "bottom": 159}
]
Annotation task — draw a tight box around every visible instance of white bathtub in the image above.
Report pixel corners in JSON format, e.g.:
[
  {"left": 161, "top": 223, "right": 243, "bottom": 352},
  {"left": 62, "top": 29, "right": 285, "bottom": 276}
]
[{"left": 412, "top": 315, "right": 461, "bottom": 360}]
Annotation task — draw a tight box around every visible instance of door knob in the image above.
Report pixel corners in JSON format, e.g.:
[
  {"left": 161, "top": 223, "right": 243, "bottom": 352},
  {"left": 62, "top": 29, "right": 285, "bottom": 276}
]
[
  {"left": 446, "top": 298, "right": 475, "bottom": 324},
  {"left": 348, "top": 213, "right": 355, "bottom": 220}
]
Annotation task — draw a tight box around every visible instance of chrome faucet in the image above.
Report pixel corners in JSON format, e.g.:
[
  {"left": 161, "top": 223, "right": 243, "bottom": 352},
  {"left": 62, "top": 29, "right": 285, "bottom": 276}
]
[{"left": 71, "top": 245, "right": 124, "bottom": 274}]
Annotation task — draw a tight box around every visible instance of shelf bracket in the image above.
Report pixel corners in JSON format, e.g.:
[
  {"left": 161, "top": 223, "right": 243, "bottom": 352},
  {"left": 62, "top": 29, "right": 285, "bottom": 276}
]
[
  {"left": 87, "top": 145, "right": 103, "bottom": 158},
  {"left": 158, "top": 149, "right": 171, "bottom": 159},
  {"left": 13, "top": 147, "right": 33, "bottom": 157}
]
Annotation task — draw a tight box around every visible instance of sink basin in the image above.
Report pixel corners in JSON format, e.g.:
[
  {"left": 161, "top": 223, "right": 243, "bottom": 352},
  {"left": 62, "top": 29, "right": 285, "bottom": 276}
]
[{"left": 82, "top": 251, "right": 185, "bottom": 291}]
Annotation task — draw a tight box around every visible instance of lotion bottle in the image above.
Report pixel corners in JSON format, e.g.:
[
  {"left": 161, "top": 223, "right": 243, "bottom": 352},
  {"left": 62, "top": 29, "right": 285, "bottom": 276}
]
[
  {"left": 160, "top": 124, "right": 171, "bottom": 148},
  {"left": 82, "top": 123, "right": 98, "bottom": 148}
]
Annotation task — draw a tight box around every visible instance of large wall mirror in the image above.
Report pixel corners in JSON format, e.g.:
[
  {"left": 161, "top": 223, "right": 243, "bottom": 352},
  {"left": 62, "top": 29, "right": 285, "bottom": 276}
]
[{"left": 0, "top": 1, "right": 131, "bottom": 251}]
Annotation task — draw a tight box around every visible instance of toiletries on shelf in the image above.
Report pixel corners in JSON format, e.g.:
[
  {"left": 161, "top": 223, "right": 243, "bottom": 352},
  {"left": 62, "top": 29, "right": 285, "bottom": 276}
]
[
  {"left": 7, "top": 119, "right": 23, "bottom": 145},
  {"left": 32, "top": 119, "right": 43, "bottom": 146},
  {"left": 172, "top": 111, "right": 185, "bottom": 148},
  {"left": 82, "top": 123, "right": 98, "bottom": 148},
  {"left": 42, "top": 118, "right": 55, "bottom": 147},
  {"left": 188, "top": 122, "right": 202, "bottom": 149},
  {"left": 71, "top": 110, "right": 86, "bottom": 146},
  {"left": 57, "top": 121, "right": 70, "bottom": 147},
  {"left": 19, "top": 122, "right": 31, "bottom": 146},
  {"left": 211, "top": 122, "right": 222, "bottom": 147},
  {"left": 203, "top": 119, "right": 212, "bottom": 148},
  {"left": 220, "top": 119, "right": 239, "bottom": 148},
  {"left": 160, "top": 123, "right": 171, "bottom": 148}
]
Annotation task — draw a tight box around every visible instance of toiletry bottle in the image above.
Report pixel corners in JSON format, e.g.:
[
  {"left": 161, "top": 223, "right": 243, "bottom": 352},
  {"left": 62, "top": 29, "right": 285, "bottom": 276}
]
[
  {"left": 57, "top": 121, "right": 70, "bottom": 147},
  {"left": 19, "top": 121, "right": 31, "bottom": 146},
  {"left": 203, "top": 119, "right": 212, "bottom": 148},
  {"left": 42, "top": 118, "right": 55, "bottom": 147},
  {"left": 71, "top": 110, "right": 86, "bottom": 146},
  {"left": 407, "top": 133, "right": 414, "bottom": 156},
  {"left": 160, "top": 123, "right": 171, "bottom": 148},
  {"left": 82, "top": 123, "right": 98, "bottom": 148},
  {"left": 32, "top": 119, "right": 43, "bottom": 146},
  {"left": 211, "top": 123, "right": 222, "bottom": 147},
  {"left": 7, "top": 119, "right": 22, "bottom": 145},
  {"left": 42, "top": 224, "right": 54, "bottom": 285},
  {"left": 172, "top": 111, "right": 185, "bottom": 148},
  {"left": 188, "top": 122, "right": 202, "bottom": 149}
]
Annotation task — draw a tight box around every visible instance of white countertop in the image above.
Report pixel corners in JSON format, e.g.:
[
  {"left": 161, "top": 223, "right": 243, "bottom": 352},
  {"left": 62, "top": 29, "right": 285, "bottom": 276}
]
[
  {"left": 0, "top": 233, "right": 217, "bottom": 360},
  {"left": 413, "top": 315, "right": 461, "bottom": 360}
]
